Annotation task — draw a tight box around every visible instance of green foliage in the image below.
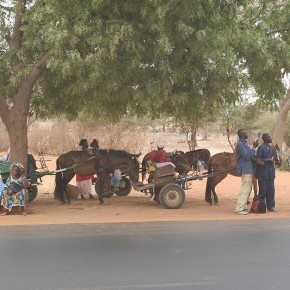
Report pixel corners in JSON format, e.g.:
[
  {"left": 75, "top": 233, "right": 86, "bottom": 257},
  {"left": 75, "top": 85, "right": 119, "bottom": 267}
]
[{"left": 0, "top": 0, "right": 290, "bottom": 124}]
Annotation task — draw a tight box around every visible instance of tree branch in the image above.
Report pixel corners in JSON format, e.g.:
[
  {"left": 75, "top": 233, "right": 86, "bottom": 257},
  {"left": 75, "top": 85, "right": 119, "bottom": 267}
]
[
  {"left": 267, "top": 28, "right": 290, "bottom": 36},
  {"left": 27, "top": 51, "right": 51, "bottom": 85},
  {"left": 7, "top": 0, "right": 27, "bottom": 51},
  {"left": 14, "top": 51, "right": 51, "bottom": 108}
]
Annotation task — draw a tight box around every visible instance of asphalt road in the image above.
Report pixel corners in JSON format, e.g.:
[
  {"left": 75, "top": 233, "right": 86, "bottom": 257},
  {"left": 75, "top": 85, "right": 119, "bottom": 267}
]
[{"left": 1, "top": 219, "right": 290, "bottom": 290}]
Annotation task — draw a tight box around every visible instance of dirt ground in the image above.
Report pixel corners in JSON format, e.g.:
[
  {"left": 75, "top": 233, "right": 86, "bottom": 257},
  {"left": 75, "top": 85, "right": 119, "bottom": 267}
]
[{"left": 1, "top": 134, "right": 290, "bottom": 226}]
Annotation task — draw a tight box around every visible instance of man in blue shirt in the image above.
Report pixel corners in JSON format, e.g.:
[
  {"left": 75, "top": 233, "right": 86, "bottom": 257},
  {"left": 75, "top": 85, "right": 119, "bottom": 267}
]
[
  {"left": 255, "top": 133, "right": 276, "bottom": 212},
  {"left": 235, "top": 129, "right": 259, "bottom": 215}
]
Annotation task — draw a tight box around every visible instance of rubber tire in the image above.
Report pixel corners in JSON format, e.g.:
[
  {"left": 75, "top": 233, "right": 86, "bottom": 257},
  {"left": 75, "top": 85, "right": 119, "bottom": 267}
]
[
  {"left": 115, "top": 177, "right": 132, "bottom": 196},
  {"left": 95, "top": 175, "right": 114, "bottom": 198},
  {"left": 27, "top": 186, "right": 38, "bottom": 202},
  {"left": 159, "top": 183, "right": 185, "bottom": 209}
]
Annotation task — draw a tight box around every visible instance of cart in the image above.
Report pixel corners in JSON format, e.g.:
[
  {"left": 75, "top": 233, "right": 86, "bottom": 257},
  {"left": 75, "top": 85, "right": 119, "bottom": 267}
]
[{"left": 133, "top": 160, "right": 229, "bottom": 209}]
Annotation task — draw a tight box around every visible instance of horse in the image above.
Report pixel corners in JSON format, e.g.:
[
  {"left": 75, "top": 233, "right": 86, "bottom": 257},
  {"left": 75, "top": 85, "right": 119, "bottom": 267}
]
[
  {"left": 168, "top": 148, "right": 211, "bottom": 175},
  {"left": 54, "top": 149, "right": 141, "bottom": 205},
  {"left": 205, "top": 145, "right": 282, "bottom": 205}
]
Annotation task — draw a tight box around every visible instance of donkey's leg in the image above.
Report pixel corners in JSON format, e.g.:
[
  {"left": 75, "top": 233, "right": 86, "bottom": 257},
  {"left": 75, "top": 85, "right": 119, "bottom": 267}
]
[
  {"left": 211, "top": 173, "right": 228, "bottom": 206},
  {"left": 205, "top": 176, "right": 215, "bottom": 205},
  {"left": 212, "top": 187, "right": 219, "bottom": 206},
  {"left": 62, "top": 170, "right": 75, "bottom": 204},
  {"left": 97, "top": 170, "right": 106, "bottom": 205}
]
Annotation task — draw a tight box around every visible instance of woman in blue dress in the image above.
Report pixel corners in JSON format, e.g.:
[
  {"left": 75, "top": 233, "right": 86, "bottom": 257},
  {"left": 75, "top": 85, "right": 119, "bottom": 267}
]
[
  {"left": 1, "top": 162, "right": 29, "bottom": 216},
  {"left": 0, "top": 177, "right": 4, "bottom": 199}
]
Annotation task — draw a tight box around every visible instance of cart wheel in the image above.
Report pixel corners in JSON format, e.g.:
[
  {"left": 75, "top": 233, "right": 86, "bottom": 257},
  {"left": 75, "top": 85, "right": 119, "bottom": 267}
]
[
  {"left": 115, "top": 177, "right": 132, "bottom": 196},
  {"left": 95, "top": 175, "right": 114, "bottom": 198},
  {"left": 159, "top": 184, "right": 185, "bottom": 209},
  {"left": 27, "top": 186, "right": 38, "bottom": 202}
]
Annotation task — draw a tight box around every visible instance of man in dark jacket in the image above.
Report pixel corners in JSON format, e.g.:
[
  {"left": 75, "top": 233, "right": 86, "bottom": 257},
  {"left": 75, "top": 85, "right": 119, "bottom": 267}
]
[{"left": 255, "top": 133, "right": 276, "bottom": 212}]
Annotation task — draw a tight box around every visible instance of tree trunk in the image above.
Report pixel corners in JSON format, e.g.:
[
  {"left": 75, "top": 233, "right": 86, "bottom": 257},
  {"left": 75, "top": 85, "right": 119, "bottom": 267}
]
[
  {"left": 0, "top": 84, "right": 31, "bottom": 168},
  {"left": 190, "top": 124, "right": 198, "bottom": 150},
  {"left": 5, "top": 111, "right": 28, "bottom": 167},
  {"left": 273, "top": 87, "right": 290, "bottom": 149}
]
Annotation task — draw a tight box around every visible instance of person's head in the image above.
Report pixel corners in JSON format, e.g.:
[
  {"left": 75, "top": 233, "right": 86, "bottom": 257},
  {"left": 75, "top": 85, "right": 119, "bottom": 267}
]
[
  {"left": 262, "top": 133, "right": 272, "bottom": 144},
  {"left": 237, "top": 129, "right": 248, "bottom": 140},
  {"left": 90, "top": 139, "right": 99, "bottom": 148},
  {"left": 79, "top": 139, "right": 88, "bottom": 149},
  {"left": 10, "top": 162, "right": 24, "bottom": 178},
  {"left": 157, "top": 141, "right": 165, "bottom": 150}
]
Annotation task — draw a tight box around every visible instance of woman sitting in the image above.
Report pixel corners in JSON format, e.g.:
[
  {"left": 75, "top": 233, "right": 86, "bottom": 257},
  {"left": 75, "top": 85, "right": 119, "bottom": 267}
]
[{"left": 1, "top": 162, "right": 29, "bottom": 216}]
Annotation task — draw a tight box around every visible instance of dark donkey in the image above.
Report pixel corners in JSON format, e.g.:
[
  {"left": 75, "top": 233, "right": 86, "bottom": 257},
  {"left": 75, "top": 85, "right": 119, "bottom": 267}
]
[
  {"left": 54, "top": 149, "right": 140, "bottom": 204},
  {"left": 168, "top": 148, "right": 211, "bottom": 175},
  {"left": 205, "top": 145, "right": 282, "bottom": 205}
]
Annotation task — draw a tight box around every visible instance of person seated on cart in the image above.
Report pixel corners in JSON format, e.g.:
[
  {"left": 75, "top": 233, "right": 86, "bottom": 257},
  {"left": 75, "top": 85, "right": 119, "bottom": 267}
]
[
  {"left": 142, "top": 142, "right": 176, "bottom": 183},
  {"left": 0, "top": 162, "right": 29, "bottom": 216},
  {"left": 144, "top": 141, "right": 176, "bottom": 171},
  {"left": 144, "top": 141, "right": 171, "bottom": 164}
]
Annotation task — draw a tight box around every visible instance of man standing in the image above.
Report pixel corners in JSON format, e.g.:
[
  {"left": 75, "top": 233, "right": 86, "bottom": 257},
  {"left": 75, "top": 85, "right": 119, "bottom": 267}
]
[
  {"left": 235, "top": 129, "right": 259, "bottom": 215},
  {"left": 255, "top": 133, "right": 276, "bottom": 212}
]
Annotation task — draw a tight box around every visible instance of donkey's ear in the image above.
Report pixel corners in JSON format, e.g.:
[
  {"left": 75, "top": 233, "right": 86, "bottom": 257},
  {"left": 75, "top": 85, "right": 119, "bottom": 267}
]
[{"left": 134, "top": 152, "right": 142, "bottom": 158}]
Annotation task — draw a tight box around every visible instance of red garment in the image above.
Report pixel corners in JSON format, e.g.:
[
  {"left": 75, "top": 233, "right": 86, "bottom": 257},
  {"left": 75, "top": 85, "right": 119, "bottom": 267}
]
[
  {"left": 75, "top": 174, "right": 94, "bottom": 182},
  {"left": 144, "top": 149, "right": 170, "bottom": 163}
]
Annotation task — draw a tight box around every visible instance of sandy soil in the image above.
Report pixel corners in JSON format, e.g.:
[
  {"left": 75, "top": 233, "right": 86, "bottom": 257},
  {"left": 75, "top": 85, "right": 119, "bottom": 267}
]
[{"left": 1, "top": 134, "right": 290, "bottom": 226}]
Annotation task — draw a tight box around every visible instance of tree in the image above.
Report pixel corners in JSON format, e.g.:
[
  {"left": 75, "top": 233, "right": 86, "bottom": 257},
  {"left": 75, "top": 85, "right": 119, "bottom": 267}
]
[
  {"left": 273, "top": 85, "right": 290, "bottom": 148},
  {"left": 135, "top": 1, "right": 290, "bottom": 148},
  {"left": 1, "top": 0, "right": 154, "bottom": 164},
  {"left": 1, "top": 0, "right": 290, "bottom": 167},
  {"left": 238, "top": 1, "right": 290, "bottom": 147}
]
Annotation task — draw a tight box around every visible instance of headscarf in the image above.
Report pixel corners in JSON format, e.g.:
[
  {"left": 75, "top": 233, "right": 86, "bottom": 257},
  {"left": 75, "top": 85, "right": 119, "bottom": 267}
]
[
  {"left": 90, "top": 139, "right": 99, "bottom": 148},
  {"left": 10, "top": 161, "right": 25, "bottom": 170}
]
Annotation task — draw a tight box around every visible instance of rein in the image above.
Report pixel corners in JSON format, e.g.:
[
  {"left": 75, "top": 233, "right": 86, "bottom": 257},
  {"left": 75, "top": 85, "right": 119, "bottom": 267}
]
[{"left": 56, "top": 155, "right": 98, "bottom": 174}]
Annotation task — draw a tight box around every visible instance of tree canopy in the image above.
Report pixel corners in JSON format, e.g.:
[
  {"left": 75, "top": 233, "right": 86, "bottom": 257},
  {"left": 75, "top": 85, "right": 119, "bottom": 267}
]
[{"left": 0, "top": 0, "right": 290, "bottom": 163}]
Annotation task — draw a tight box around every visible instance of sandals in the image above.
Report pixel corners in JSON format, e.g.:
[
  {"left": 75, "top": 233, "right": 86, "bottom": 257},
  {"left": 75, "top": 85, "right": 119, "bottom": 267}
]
[{"left": 0, "top": 212, "right": 7, "bottom": 216}]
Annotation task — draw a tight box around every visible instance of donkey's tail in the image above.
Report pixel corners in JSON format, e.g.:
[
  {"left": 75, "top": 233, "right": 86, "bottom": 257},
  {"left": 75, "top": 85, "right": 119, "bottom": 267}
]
[
  {"left": 141, "top": 157, "right": 147, "bottom": 182},
  {"left": 54, "top": 157, "right": 64, "bottom": 201}
]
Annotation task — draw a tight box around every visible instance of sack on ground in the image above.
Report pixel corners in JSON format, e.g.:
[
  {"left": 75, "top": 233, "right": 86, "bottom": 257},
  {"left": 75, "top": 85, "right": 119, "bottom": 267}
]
[{"left": 250, "top": 194, "right": 266, "bottom": 213}]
